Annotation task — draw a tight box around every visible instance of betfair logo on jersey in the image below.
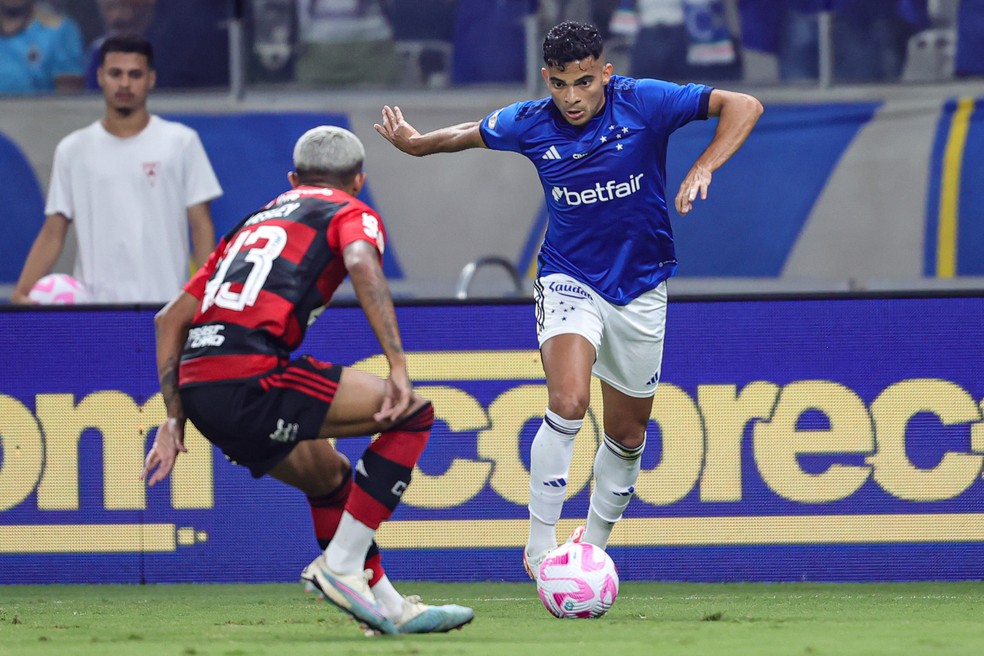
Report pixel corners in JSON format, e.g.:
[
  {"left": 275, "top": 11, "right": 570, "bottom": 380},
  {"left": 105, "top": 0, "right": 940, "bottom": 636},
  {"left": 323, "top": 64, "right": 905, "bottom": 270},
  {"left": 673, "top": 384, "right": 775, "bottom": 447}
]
[{"left": 552, "top": 173, "right": 644, "bottom": 206}]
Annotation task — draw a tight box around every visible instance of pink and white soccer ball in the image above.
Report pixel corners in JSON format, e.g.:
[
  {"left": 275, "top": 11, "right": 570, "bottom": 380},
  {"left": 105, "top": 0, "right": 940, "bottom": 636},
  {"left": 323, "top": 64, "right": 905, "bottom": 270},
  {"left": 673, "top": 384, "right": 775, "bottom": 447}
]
[
  {"left": 536, "top": 542, "right": 619, "bottom": 619},
  {"left": 28, "top": 273, "right": 87, "bottom": 304}
]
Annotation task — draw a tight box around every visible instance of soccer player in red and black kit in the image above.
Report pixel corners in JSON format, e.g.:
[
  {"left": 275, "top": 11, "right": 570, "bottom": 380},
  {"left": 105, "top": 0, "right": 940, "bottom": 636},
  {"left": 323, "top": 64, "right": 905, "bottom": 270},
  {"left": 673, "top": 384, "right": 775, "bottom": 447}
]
[{"left": 141, "top": 126, "right": 473, "bottom": 636}]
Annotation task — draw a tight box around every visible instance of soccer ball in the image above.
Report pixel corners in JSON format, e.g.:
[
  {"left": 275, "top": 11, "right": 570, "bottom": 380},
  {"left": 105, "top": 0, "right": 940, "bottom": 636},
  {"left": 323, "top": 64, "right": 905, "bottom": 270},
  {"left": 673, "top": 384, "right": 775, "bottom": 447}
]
[
  {"left": 28, "top": 273, "right": 87, "bottom": 304},
  {"left": 536, "top": 542, "right": 619, "bottom": 619}
]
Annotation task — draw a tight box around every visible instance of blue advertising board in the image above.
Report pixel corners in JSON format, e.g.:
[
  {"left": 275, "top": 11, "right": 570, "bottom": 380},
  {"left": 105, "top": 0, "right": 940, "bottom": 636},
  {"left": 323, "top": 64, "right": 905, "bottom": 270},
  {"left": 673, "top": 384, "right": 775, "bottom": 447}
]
[{"left": 1, "top": 295, "right": 983, "bottom": 584}]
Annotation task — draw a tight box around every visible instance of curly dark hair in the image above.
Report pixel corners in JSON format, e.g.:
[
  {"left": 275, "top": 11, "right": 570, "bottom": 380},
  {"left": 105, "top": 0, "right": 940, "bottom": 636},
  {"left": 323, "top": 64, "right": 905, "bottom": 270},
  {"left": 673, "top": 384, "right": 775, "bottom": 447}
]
[
  {"left": 99, "top": 34, "right": 155, "bottom": 69},
  {"left": 542, "top": 21, "right": 603, "bottom": 69}
]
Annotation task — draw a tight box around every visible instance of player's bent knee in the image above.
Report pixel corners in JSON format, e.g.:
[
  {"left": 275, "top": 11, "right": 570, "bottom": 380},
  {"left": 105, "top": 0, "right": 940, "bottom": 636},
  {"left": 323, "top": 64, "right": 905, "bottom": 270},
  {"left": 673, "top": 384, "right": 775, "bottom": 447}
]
[
  {"left": 548, "top": 394, "right": 590, "bottom": 421},
  {"left": 395, "top": 400, "right": 434, "bottom": 433}
]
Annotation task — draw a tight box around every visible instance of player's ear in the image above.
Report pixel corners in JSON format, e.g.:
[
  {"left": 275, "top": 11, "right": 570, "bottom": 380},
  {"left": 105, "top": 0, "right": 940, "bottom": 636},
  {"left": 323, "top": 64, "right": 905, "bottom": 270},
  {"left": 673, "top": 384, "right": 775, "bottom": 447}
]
[
  {"left": 288, "top": 171, "right": 299, "bottom": 188},
  {"left": 540, "top": 67, "right": 550, "bottom": 84},
  {"left": 147, "top": 68, "right": 156, "bottom": 90},
  {"left": 602, "top": 62, "right": 613, "bottom": 84},
  {"left": 351, "top": 171, "right": 367, "bottom": 195}
]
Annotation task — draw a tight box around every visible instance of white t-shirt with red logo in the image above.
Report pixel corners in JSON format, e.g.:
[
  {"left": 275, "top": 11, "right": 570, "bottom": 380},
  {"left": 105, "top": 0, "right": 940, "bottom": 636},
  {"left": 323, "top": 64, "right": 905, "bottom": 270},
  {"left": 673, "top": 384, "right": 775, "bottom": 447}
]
[{"left": 46, "top": 115, "right": 223, "bottom": 303}]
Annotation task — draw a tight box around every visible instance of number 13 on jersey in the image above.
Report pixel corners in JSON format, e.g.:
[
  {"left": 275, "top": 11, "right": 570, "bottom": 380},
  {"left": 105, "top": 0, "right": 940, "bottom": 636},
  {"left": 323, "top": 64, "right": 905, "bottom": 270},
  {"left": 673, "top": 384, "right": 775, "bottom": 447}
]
[{"left": 202, "top": 225, "right": 288, "bottom": 312}]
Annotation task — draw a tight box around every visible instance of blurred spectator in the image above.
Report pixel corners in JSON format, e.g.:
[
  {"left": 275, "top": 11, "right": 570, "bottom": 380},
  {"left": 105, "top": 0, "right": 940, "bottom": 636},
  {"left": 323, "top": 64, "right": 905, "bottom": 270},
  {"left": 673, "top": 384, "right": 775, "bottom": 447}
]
[
  {"left": 0, "top": 0, "right": 84, "bottom": 93},
  {"left": 739, "top": 0, "right": 928, "bottom": 83},
  {"left": 451, "top": 0, "right": 535, "bottom": 86},
  {"left": 832, "top": 0, "right": 926, "bottom": 82},
  {"left": 539, "top": 0, "right": 593, "bottom": 26},
  {"left": 83, "top": 0, "right": 156, "bottom": 89},
  {"left": 955, "top": 0, "right": 984, "bottom": 76},
  {"left": 148, "top": 0, "right": 229, "bottom": 88},
  {"left": 80, "top": 0, "right": 229, "bottom": 89},
  {"left": 247, "top": 0, "right": 296, "bottom": 83},
  {"left": 50, "top": 0, "right": 101, "bottom": 44},
  {"left": 294, "top": 0, "right": 396, "bottom": 88},
  {"left": 382, "top": 0, "right": 457, "bottom": 88},
  {"left": 609, "top": 0, "right": 741, "bottom": 81}
]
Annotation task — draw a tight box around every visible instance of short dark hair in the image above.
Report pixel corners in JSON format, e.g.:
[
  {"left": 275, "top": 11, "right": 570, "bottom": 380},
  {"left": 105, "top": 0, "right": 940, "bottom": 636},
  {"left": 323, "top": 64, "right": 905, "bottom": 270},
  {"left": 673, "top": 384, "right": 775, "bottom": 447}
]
[
  {"left": 99, "top": 34, "right": 155, "bottom": 69},
  {"left": 542, "top": 21, "right": 603, "bottom": 69}
]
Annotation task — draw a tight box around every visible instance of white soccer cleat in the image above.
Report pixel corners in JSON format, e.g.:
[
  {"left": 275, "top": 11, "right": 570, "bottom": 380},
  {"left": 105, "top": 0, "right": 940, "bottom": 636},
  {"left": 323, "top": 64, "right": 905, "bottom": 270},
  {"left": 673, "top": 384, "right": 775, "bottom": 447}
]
[
  {"left": 300, "top": 554, "right": 398, "bottom": 635},
  {"left": 394, "top": 595, "right": 474, "bottom": 634},
  {"left": 523, "top": 546, "right": 553, "bottom": 580},
  {"left": 524, "top": 526, "right": 586, "bottom": 580}
]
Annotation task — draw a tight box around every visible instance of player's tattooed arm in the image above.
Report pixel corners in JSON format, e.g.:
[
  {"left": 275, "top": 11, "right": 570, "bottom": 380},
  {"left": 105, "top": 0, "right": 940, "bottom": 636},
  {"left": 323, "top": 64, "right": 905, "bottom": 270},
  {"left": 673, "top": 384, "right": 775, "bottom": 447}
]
[
  {"left": 344, "top": 240, "right": 406, "bottom": 367},
  {"left": 344, "top": 240, "right": 413, "bottom": 422},
  {"left": 144, "top": 291, "right": 197, "bottom": 485},
  {"left": 159, "top": 355, "right": 181, "bottom": 418},
  {"left": 153, "top": 292, "right": 198, "bottom": 422}
]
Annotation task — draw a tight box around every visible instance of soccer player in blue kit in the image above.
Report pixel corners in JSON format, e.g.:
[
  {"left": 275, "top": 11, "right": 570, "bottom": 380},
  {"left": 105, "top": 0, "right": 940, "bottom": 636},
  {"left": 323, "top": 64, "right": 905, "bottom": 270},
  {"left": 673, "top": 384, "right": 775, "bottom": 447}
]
[{"left": 374, "top": 21, "right": 763, "bottom": 578}]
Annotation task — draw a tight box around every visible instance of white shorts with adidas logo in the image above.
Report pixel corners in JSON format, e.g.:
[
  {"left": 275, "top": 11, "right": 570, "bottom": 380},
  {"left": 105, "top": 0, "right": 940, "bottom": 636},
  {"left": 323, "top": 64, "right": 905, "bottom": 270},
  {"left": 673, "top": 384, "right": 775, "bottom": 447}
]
[{"left": 533, "top": 273, "right": 667, "bottom": 398}]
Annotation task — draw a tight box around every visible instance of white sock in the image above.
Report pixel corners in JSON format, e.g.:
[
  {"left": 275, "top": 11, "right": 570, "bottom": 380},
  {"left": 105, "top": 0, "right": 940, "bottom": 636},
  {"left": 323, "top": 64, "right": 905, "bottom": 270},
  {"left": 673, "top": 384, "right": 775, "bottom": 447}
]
[
  {"left": 583, "top": 433, "right": 644, "bottom": 548},
  {"left": 371, "top": 574, "right": 405, "bottom": 621},
  {"left": 527, "top": 408, "right": 581, "bottom": 555},
  {"left": 324, "top": 511, "right": 375, "bottom": 574}
]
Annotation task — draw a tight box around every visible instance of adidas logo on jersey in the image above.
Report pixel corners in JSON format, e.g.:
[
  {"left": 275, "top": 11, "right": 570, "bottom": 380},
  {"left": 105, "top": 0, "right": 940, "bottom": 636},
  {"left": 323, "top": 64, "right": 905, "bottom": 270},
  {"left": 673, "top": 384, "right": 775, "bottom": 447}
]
[{"left": 541, "top": 145, "right": 561, "bottom": 160}]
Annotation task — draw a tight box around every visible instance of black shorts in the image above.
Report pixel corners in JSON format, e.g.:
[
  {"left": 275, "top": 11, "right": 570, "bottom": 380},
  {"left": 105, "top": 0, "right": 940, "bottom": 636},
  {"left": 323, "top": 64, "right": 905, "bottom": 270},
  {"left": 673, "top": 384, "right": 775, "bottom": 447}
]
[{"left": 180, "top": 355, "right": 344, "bottom": 478}]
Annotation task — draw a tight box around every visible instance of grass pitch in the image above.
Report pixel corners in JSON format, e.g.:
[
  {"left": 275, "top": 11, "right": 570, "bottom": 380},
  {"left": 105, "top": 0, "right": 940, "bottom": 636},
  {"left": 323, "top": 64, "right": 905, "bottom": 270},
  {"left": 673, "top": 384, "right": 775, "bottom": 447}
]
[{"left": 1, "top": 581, "right": 982, "bottom": 656}]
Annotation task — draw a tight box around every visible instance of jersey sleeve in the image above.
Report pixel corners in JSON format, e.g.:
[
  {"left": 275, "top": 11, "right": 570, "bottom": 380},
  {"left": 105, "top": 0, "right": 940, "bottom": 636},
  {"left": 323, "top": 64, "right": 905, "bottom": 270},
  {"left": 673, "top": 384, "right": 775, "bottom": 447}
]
[
  {"left": 44, "top": 137, "right": 74, "bottom": 220},
  {"left": 478, "top": 101, "right": 529, "bottom": 153},
  {"left": 181, "top": 129, "right": 223, "bottom": 207},
  {"left": 326, "top": 201, "right": 386, "bottom": 262},
  {"left": 636, "top": 78, "right": 712, "bottom": 134}
]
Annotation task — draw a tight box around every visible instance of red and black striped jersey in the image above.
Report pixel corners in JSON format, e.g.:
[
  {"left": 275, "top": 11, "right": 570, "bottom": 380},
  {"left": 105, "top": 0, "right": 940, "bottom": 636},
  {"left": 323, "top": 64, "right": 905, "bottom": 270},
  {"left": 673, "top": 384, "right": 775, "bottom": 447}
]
[{"left": 178, "top": 185, "right": 386, "bottom": 386}]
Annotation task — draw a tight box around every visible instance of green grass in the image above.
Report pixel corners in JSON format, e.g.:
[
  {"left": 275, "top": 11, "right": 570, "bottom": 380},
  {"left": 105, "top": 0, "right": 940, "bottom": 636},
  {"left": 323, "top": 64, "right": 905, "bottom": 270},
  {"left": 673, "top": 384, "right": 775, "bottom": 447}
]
[{"left": 1, "top": 582, "right": 983, "bottom": 655}]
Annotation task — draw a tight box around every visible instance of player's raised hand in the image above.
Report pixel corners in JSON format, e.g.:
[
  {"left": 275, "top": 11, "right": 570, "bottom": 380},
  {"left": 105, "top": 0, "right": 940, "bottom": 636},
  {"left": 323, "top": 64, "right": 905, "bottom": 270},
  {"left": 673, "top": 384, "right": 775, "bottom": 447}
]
[
  {"left": 142, "top": 417, "right": 188, "bottom": 486},
  {"left": 374, "top": 106, "right": 421, "bottom": 155},
  {"left": 675, "top": 164, "right": 712, "bottom": 216}
]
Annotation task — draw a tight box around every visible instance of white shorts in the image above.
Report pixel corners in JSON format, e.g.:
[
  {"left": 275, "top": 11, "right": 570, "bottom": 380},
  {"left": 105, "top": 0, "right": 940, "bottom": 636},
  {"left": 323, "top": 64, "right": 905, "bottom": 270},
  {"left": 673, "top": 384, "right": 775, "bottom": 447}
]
[{"left": 534, "top": 273, "right": 667, "bottom": 398}]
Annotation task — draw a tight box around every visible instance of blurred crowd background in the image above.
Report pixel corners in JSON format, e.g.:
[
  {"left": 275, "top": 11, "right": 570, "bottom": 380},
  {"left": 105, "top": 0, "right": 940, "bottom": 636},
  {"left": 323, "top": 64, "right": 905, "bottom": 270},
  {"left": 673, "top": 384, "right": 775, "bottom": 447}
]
[{"left": 2, "top": 0, "right": 982, "bottom": 96}]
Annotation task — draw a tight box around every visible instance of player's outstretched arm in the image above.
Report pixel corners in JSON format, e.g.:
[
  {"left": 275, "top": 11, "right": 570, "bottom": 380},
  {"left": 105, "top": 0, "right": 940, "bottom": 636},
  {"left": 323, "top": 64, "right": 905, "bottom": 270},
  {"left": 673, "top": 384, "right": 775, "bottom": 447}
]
[
  {"left": 374, "top": 105, "right": 486, "bottom": 156},
  {"left": 143, "top": 291, "right": 197, "bottom": 486},
  {"left": 343, "top": 240, "right": 413, "bottom": 424},
  {"left": 675, "top": 89, "right": 764, "bottom": 216}
]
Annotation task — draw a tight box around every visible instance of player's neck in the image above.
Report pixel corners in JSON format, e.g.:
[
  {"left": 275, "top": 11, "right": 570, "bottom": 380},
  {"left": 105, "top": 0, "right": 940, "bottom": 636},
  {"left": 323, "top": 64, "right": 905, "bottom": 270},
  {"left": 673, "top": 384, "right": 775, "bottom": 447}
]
[{"left": 102, "top": 107, "right": 152, "bottom": 138}]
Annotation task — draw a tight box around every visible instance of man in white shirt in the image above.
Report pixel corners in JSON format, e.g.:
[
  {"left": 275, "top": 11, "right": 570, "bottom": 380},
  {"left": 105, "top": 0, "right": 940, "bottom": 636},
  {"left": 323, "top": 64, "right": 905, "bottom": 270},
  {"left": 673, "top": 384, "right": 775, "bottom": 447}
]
[{"left": 12, "top": 33, "right": 222, "bottom": 304}]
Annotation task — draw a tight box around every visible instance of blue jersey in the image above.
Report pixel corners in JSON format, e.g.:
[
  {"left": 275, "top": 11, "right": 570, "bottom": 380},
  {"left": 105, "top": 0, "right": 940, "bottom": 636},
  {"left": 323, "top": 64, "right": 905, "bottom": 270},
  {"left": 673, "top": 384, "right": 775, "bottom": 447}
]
[
  {"left": 480, "top": 75, "right": 711, "bottom": 305},
  {"left": 0, "top": 8, "right": 83, "bottom": 94}
]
